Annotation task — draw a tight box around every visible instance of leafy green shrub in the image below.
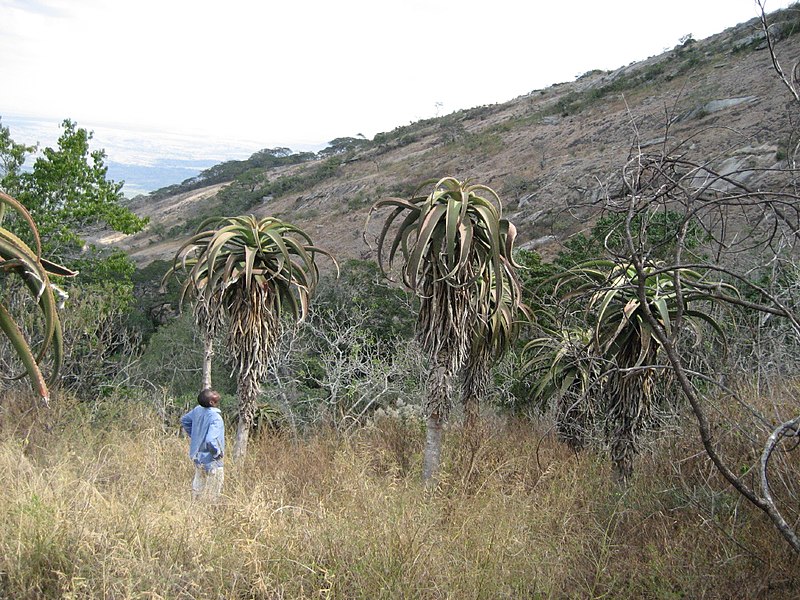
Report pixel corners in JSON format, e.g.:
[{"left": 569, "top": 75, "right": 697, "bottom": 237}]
[
  {"left": 57, "top": 281, "right": 141, "bottom": 399},
  {"left": 69, "top": 247, "right": 136, "bottom": 287},
  {"left": 641, "top": 63, "right": 665, "bottom": 81},
  {"left": 2, "top": 119, "right": 147, "bottom": 265},
  {"left": 345, "top": 190, "right": 371, "bottom": 211},
  {"left": 137, "top": 313, "right": 235, "bottom": 397},
  {"left": 460, "top": 132, "right": 503, "bottom": 154},
  {"left": 318, "top": 136, "right": 370, "bottom": 158},
  {"left": 314, "top": 259, "right": 417, "bottom": 346},
  {"left": 555, "top": 210, "right": 705, "bottom": 267},
  {"left": 676, "top": 52, "right": 703, "bottom": 75}
]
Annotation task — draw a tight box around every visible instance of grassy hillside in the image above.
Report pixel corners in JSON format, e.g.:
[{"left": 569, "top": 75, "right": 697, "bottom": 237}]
[
  {"left": 2, "top": 392, "right": 797, "bottom": 598},
  {"left": 97, "top": 7, "right": 800, "bottom": 268}
]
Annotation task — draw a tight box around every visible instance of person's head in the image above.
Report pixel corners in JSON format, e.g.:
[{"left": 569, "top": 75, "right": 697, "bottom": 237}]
[{"left": 198, "top": 388, "right": 221, "bottom": 408}]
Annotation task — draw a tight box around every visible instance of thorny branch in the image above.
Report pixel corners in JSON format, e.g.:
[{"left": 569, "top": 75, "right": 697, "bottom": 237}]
[
  {"left": 618, "top": 153, "right": 800, "bottom": 551},
  {"left": 760, "top": 415, "right": 800, "bottom": 551},
  {"left": 557, "top": 2, "right": 800, "bottom": 551}
]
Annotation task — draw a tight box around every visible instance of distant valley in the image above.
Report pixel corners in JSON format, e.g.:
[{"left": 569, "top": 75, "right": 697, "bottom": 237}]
[
  {"left": 1, "top": 114, "right": 309, "bottom": 196},
  {"left": 104, "top": 158, "right": 220, "bottom": 197}
]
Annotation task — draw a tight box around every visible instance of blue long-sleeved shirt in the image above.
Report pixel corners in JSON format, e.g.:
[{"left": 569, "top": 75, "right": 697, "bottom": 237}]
[{"left": 180, "top": 406, "right": 225, "bottom": 470}]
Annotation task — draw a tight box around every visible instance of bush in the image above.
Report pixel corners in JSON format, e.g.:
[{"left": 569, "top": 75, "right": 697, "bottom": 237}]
[{"left": 136, "top": 313, "right": 235, "bottom": 397}]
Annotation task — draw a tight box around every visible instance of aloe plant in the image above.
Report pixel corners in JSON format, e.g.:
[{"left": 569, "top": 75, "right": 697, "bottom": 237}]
[
  {"left": 0, "top": 191, "right": 76, "bottom": 402},
  {"left": 524, "top": 325, "right": 598, "bottom": 451},
  {"left": 163, "top": 215, "right": 335, "bottom": 459},
  {"left": 369, "top": 177, "right": 524, "bottom": 481},
  {"left": 555, "top": 259, "right": 730, "bottom": 480},
  {"left": 462, "top": 263, "right": 527, "bottom": 428}
]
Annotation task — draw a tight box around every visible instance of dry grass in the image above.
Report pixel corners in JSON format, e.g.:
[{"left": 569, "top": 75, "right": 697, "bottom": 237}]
[{"left": 0, "top": 393, "right": 798, "bottom": 599}]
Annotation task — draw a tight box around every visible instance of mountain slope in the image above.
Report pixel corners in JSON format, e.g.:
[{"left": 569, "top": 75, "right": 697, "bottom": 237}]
[{"left": 100, "top": 8, "right": 800, "bottom": 267}]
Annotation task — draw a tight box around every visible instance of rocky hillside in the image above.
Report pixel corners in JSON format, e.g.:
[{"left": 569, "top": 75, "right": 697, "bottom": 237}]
[{"left": 98, "top": 8, "right": 800, "bottom": 268}]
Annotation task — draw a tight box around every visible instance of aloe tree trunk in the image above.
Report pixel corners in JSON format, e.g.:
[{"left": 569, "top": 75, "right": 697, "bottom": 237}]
[
  {"left": 555, "top": 390, "right": 591, "bottom": 452},
  {"left": 462, "top": 396, "right": 480, "bottom": 432},
  {"left": 234, "top": 375, "right": 259, "bottom": 460},
  {"left": 201, "top": 336, "right": 214, "bottom": 390},
  {"left": 607, "top": 378, "right": 640, "bottom": 483},
  {"left": 422, "top": 356, "right": 455, "bottom": 484},
  {"left": 462, "top": 347, "right": 491, "bottom": 431},
  {"left": 606, "top": 346, "right": 655, "bottom": 483},
  {"left": 423, "top": 412, "right": 444, "bottom": 483}
]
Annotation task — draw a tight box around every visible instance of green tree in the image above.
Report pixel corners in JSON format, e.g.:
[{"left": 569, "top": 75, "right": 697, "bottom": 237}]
[
  {"left": 1, "top": 119, "right": 147, "bottom": 267},
  {"left": 1, "top": 120, "right": 145, "bottom": 401},
  {"left": 164, "top": 215, "right": 336, "bottom": 459},
  {"left": 318, "top": 136, "right": 369, "bottom": 158},
  {"left": 314, "top": 259, "right": 416, "bottom": 345},
  {"left": 555, "top": 210, "right": 703, "bottom": 269},
  {"left": 0, "top": 118, "right": 35, "bottom": 194},
  {"left": 369, "top": 177, "right": 524, "bottom": 482}
]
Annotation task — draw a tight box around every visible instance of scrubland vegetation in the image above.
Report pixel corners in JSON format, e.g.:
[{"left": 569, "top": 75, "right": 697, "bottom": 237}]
[
  {"left": 3, "top": 4, "right": 800, "bottom": 599},
  {"left": 2, "top": 391, "right": 798, "bottom": 599}
]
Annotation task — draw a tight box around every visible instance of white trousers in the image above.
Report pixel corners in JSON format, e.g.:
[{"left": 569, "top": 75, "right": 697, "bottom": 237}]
[{"left": 191, "top": 465, "right": 224, "bottom": 501}]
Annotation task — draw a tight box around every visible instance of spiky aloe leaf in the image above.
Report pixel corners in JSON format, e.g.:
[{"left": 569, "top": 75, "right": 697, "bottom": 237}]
[
  {"left": 0, "top": 192, "right": 76, "bottom": 401},
  {"left": 370, "top": 177, "right": 519, "bottom": 319},
  {"left": 0, "top": 303, "right": 48, "bottom": 398},
  {"left": 524, "top": 325, "right": 597, "bottom": 406}
]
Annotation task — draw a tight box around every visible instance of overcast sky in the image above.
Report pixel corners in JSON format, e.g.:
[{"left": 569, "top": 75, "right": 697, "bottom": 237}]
[{"left": 1, "top": 0, "right": 794, "bottom": 150}]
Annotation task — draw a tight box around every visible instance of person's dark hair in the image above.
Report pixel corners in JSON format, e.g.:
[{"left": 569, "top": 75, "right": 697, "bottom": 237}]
[{"left": 198, "top": 388, "right": 220, "bottom": 408}]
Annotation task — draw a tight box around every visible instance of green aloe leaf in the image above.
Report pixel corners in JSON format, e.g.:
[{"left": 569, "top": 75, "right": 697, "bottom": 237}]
[
  {"left": 0, "top": 303, "right": 48, "bottom": 398},
  {"left": 0, "top": 192, "right": 76, "bottom": 399}
]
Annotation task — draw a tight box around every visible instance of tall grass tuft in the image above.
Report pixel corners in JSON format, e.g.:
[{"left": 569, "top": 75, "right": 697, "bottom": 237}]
[{"left": 0, "top": 391, "right": 797, "bottom": 598}]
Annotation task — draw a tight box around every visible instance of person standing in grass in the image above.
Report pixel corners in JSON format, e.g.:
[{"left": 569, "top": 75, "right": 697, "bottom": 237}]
[{"left": 180, "top": 389, "right": 225, "bottom": 501}]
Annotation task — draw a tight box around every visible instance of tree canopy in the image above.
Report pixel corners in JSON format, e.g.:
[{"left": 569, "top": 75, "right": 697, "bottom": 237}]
[{"left": 0, "top": 119, "right": 147, "bottom": 262}]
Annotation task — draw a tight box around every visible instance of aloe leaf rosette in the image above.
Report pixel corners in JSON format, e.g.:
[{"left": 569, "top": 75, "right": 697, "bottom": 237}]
[
  {"left": 555, "top": 259, "right": 732, "bottom": 363},
  {"left": 368, "top": 177, "right": 524, "bottom": 363},
  {"left": 549, "top": 258, "right": 733, "bottom": 478},
  {"left": 524, "top": 325, "right": 596, "bottom": 408},
  {"left": 163, "top": 214, "right": 336, "bottom": 381}
]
